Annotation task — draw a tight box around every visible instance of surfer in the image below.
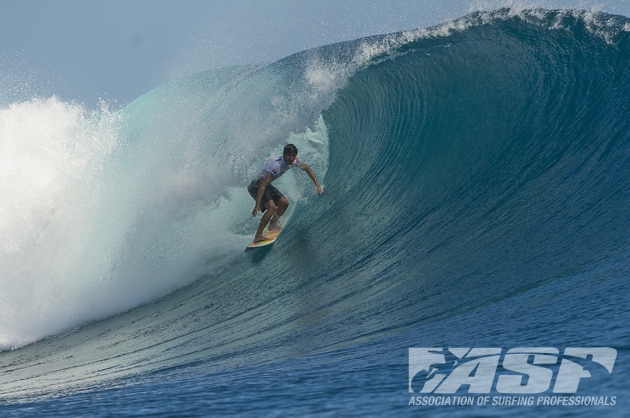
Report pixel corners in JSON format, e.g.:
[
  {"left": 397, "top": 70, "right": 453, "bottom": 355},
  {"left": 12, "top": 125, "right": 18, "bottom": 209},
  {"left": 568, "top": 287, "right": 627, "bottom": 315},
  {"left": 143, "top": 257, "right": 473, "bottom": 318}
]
[{"left": 248, "top": 144, "right": 323, "bottom": 243}]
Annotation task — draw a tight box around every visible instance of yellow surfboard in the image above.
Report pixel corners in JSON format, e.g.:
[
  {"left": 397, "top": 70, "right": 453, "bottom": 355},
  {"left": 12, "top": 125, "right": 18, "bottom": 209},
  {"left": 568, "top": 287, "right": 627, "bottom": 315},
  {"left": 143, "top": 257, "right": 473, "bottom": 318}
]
[{"left": 245, "top": 225, "right": 283, "bottom": 250}]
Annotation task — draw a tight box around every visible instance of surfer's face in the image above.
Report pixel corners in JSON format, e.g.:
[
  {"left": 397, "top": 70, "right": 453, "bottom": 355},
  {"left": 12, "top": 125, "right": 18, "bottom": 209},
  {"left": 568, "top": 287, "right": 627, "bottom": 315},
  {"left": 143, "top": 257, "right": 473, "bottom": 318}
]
[{"left": 283, "top": 153, "right": 297, "bottom": 164}]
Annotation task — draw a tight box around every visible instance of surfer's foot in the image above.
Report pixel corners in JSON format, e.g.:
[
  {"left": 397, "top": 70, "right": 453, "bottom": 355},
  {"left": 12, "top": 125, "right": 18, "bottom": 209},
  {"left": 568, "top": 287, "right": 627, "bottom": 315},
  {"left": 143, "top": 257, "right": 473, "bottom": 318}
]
[{"left": 253, "top": 235, "right": 269, "bottom": 244}]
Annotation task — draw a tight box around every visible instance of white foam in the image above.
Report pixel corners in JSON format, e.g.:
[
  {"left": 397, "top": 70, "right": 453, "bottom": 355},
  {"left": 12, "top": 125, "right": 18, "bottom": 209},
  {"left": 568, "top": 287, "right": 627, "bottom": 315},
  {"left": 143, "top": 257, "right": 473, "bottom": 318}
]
[
  {"left": 0, "top": 95, "right": 246, "bottom": 350},
  {"left": 0, "top": 79, "right": 331, "bottom": 350},
  {"left": 0, "top": 97, "right": 121, "bottom": 349}
]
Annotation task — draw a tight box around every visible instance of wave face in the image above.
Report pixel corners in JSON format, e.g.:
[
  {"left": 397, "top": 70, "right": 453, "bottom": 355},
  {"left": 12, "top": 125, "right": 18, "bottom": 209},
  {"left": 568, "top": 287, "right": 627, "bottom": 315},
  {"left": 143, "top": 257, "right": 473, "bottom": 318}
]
[{"left": 1, "top": 8, "right": 630, "bottom": 414}]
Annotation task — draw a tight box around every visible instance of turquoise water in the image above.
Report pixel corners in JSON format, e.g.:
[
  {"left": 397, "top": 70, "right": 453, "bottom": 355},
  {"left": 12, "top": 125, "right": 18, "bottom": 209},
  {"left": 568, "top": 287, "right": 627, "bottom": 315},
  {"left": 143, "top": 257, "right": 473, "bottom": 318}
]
[{"left": 1, "top": 8, "right": 629, "bottom": 416}]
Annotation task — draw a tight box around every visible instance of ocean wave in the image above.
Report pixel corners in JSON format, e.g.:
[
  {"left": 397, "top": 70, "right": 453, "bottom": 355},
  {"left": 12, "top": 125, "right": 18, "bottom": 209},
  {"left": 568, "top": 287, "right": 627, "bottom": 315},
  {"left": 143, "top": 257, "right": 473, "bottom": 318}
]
[{"left": 1, "top": 8, "right": 629, "bottom": 399}]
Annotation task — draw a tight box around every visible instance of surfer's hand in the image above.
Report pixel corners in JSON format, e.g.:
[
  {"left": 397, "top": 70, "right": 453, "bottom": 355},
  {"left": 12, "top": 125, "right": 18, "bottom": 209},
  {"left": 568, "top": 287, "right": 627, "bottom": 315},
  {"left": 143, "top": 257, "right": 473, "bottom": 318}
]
[
  {"left": 252, "top": 205, "right": 259, "bottom": 217},
  {"left": 316, "top": 185, "right": 323, "bottom": 195}
]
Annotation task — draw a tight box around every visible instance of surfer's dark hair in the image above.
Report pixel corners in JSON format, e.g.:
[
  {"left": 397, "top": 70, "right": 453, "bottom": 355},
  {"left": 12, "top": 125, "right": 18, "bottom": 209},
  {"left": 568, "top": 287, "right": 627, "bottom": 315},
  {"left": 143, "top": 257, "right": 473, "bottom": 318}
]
[{"left": 283, "top": 144, "right": 298, "bottom": 155}]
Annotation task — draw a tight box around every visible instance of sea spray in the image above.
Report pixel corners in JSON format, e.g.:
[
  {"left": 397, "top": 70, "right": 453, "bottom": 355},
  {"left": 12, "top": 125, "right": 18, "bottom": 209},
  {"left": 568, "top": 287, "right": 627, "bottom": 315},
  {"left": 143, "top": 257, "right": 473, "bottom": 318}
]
[{"left": 0, "top": 64, "right": 333, "bottom": 350}]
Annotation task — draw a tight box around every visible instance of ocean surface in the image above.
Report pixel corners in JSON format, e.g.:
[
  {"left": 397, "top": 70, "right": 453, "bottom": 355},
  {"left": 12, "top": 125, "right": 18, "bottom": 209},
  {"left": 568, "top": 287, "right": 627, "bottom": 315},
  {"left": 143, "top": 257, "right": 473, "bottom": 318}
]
[{"left": 1, "top": 8, "right": 629, "bottom": 417}]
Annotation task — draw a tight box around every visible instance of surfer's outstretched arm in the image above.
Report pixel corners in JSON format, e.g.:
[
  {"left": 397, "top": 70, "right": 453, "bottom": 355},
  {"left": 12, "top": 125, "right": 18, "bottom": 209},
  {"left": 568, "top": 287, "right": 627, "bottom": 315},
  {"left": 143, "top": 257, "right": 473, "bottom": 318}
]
[{"left": 300, "top": 163, "right": 323, "bottom": 194}]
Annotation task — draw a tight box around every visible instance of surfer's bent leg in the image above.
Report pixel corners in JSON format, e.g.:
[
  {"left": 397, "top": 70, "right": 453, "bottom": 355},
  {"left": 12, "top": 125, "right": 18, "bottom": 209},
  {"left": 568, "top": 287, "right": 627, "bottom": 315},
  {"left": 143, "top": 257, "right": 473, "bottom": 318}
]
[
  {"left": 266, "top": 186, "right": 287, "bottom": 228},
  {"left": 255, "top": 200, "right": 276, "bottom": 243},
  {"left": 270, "top": 196, "right": 289, "bottom": 228}
]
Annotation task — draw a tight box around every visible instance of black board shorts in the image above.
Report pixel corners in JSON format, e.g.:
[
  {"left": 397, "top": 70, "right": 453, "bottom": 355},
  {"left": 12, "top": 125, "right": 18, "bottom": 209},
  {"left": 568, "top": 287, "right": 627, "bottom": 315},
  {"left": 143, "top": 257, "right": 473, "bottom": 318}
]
[{"left": 248, "top": 178, "right": 285, "bottom": 212}]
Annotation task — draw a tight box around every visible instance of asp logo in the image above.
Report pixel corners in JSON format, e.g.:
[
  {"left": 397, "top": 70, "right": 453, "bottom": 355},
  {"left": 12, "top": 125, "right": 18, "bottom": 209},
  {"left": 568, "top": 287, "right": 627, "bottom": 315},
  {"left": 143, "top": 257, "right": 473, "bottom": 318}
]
[{"left": 409, "top": 347, "right": 617, "bottom": 394}]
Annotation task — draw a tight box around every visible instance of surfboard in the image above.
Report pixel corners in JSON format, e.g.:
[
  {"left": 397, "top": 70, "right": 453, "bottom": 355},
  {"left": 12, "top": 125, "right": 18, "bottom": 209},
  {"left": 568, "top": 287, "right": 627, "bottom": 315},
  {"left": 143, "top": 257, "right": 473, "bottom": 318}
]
[{"left": 245, "top": 225, "right": 283, "bottom": 250}]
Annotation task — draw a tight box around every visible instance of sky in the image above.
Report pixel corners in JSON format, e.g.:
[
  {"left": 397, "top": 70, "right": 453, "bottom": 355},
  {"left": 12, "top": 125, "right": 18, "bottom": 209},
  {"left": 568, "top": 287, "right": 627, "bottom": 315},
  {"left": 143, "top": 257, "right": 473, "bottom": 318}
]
[{"left": 1, "top": 0, "right": 629, "bottom": 107}]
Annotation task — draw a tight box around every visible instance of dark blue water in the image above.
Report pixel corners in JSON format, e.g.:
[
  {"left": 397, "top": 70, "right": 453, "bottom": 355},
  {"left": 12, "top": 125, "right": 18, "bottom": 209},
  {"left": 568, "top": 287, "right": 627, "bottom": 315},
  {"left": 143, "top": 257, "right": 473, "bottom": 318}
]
[{"left": 1, "top": 8, "right": 629, "bottom": 417}]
